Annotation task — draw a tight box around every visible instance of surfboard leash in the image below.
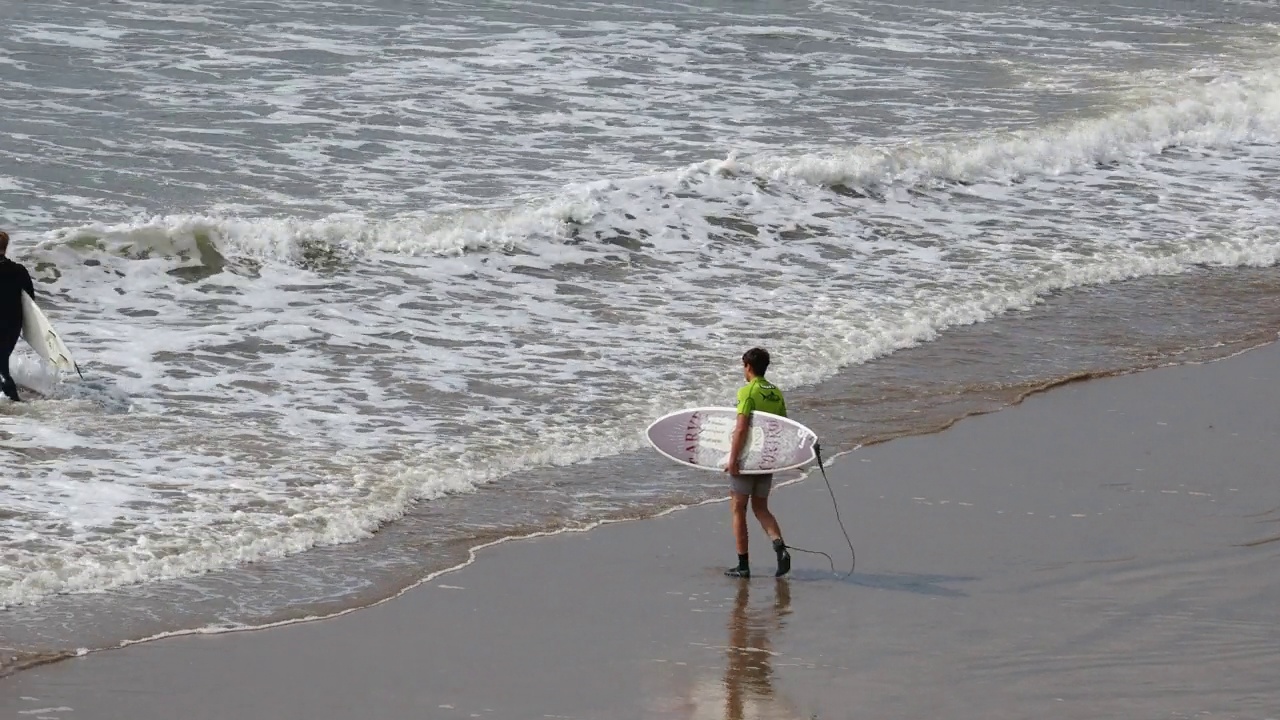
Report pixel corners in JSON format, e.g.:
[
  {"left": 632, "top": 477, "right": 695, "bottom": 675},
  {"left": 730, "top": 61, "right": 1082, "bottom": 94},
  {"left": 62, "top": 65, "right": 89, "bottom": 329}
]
[{"left": 784, "top": 441, "right": 856, "bottom": 579}]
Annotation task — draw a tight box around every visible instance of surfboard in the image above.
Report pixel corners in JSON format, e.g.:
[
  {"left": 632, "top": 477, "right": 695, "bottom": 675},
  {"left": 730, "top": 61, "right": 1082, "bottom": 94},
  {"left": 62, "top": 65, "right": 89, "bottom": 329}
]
[
  {"left": 646, "top": 407, "right": 818, "bottom": 475},
  {"left": 21, "top": 293, "right": 81, "bottom": 376}
]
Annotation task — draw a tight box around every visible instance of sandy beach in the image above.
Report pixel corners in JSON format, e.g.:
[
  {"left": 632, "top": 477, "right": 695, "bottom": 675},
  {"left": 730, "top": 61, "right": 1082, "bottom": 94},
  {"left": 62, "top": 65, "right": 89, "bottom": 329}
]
[{"left": 4, "top": 342, "right": 1280, "bottom": 719}]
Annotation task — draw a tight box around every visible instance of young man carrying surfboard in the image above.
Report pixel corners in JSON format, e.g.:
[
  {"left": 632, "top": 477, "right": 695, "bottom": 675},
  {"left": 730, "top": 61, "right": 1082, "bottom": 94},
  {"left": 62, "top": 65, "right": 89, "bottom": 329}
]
[
  {"left": 725, "top": 347, "right": 791, "bottom": 579},
  {"left": 0, "top": 230, "right": 36, "bottom": 402}
]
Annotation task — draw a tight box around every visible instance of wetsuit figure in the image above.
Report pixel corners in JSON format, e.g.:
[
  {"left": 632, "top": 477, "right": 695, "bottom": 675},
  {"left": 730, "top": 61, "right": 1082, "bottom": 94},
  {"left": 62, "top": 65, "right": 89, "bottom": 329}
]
[{"left": 0, "top": 230, "right": 35, "bottom": 402}]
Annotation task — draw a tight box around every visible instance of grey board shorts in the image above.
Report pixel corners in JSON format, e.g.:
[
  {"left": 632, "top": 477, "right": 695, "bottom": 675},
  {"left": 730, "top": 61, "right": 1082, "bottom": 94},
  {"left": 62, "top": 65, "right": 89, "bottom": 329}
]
[{"left": 730, "top": 474, "right": 774, "bottom": 498}]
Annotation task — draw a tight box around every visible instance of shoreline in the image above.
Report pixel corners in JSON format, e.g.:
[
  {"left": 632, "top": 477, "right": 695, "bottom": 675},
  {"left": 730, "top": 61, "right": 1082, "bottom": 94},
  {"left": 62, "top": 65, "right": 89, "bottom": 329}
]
[
  {"left": 5, "top": 336, "right": 1280, "bottom": 718},
  {"left": 1, "top": 333, "right": 1276, "bottom": 682},
  {"left": 9, "top": 263, "right": 1280, "bottom": 659}
]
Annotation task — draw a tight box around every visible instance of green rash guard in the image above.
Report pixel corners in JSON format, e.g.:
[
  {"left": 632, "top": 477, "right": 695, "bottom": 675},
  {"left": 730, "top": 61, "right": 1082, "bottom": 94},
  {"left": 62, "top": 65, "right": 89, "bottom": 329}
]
[{"left": 736, "top": 376, "right": 787, "bottom": 418}]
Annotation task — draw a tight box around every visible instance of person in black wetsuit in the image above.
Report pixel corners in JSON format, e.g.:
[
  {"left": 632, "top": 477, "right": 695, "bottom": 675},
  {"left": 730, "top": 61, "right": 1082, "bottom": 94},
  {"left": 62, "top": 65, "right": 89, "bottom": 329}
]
[{"left": 0, "top": 229, "right": 35, "bottom": 402}]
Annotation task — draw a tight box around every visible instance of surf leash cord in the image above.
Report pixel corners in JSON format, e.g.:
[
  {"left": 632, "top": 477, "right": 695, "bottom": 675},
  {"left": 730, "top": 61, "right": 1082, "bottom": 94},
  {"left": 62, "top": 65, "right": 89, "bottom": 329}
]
[{"left": 784, "top": 441, "right": 856, "bottom": 579}]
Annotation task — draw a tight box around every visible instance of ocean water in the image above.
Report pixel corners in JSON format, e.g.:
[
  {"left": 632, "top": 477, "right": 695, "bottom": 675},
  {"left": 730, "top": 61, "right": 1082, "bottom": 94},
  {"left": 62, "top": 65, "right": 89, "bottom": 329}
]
[{"left": 2, "top": 0, "right": 1279, "bottom": 661}]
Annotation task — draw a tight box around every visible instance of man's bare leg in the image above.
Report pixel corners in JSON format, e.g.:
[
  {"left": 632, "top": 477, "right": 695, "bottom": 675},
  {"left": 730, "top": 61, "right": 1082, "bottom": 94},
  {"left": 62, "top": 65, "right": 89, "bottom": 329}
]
[
  {"left": 751, "top": 496, "right": 790, "bottom": 577},
  {"left": 726, "top": 492, "right": 751, "bottom": 577}
]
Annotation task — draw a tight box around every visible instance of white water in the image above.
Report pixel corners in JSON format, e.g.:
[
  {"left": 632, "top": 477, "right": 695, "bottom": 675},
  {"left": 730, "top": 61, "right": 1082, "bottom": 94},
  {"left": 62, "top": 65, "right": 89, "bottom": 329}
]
[{"left": 1, "top": 0, "right": 1278, "bottom": 609}]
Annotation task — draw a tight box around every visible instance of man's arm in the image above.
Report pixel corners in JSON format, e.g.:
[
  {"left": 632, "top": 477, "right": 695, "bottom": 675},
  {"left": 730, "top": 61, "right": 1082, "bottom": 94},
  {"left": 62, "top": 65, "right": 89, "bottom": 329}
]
[
  {"left": 727, "top": 412, "right": 751, "bottom": 476},
  {"left": 21, "top": 266, "right": 34, "bottom": 299}
]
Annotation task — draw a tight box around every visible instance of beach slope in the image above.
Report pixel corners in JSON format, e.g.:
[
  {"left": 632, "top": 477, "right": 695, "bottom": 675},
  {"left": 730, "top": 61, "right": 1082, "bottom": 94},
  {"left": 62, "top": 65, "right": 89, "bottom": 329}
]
[{"left": 4, "top": 344, "right": 1280, "bottom": 719}]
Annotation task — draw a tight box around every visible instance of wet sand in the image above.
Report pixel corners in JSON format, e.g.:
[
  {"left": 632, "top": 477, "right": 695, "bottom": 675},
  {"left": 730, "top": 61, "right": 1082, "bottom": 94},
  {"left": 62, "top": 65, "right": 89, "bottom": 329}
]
[{"left": 4, "top": 342, "right": 1280, "bottom": 719}]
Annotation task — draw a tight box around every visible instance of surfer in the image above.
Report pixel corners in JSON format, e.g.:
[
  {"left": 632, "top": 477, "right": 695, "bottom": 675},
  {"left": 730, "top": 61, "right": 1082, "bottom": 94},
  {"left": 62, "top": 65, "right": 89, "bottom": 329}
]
[
  {"left": 725, "top": 347, "right": 792, "bottom": 579},
  {"left": 0, "top": 230, "right": 36, "bottom": 402}
]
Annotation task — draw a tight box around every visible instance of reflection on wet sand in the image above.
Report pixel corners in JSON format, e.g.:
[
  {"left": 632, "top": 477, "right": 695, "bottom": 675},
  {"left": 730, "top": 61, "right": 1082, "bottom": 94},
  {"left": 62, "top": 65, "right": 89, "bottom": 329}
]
[
  {"left": 662, "top": 580, "right": 804, "bottom": 720},
  {"left": 723, "top": 579, "right": 795, "bottom": 720}
]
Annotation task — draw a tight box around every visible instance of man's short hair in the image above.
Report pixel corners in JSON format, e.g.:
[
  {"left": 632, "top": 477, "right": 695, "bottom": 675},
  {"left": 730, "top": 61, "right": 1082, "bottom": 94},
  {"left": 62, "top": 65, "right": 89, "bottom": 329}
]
[
  {"left": 0, "top": 230, "right": 8, "bottom": 256},
  {"left": 742, "top": 347, "right": 771, "bottom": 376}
]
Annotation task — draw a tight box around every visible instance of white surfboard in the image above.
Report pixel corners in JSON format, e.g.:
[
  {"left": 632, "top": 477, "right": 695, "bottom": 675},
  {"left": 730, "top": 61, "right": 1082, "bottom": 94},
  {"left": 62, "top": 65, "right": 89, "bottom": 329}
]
[
  {"left": 646, "top": 407, "right": 817, "bottom": 475},
  {"left": 21, "top": 293, "right": 80, "bottom": 376}
]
